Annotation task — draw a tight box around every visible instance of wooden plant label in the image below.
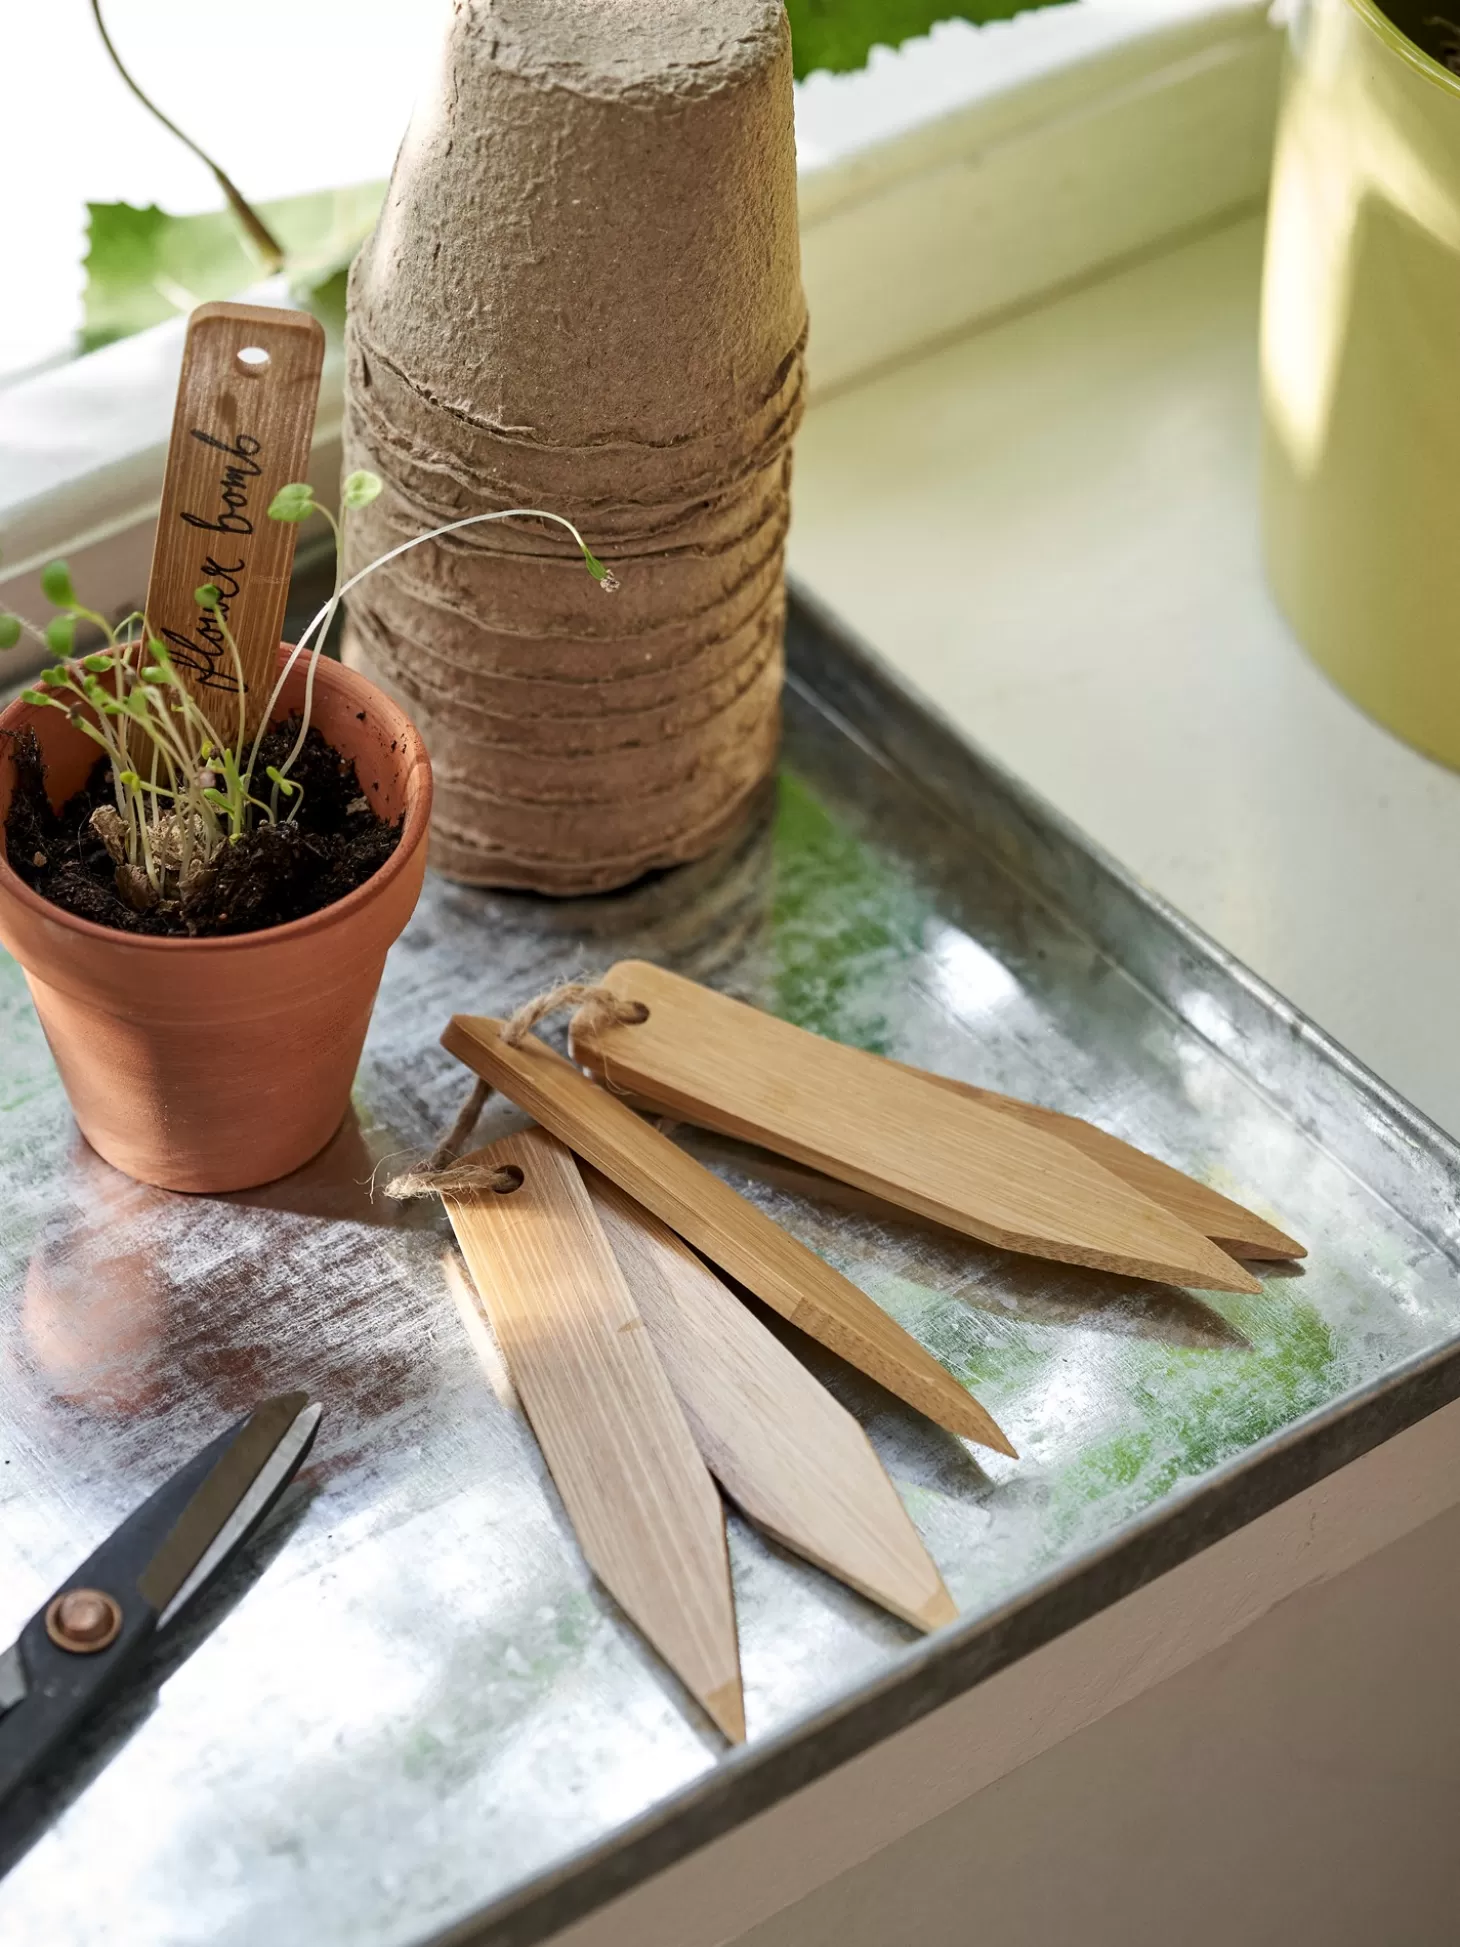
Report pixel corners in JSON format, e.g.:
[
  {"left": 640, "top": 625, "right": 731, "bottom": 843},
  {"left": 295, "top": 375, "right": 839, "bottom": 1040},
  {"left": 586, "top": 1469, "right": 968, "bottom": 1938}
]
[
  {"left": 898, "top": 1063, "right": 1303, "bottom": 1262},
  {"left": 583, "top": 1166, "right": 957, "bottom": 1633},
  {"left": 570, "top": 961, "right": 1262, "bottom": 1296},
  {"left": 440, "top": 1014, "right": 1016, "bottom": 1456},
  {"left": 442, "top": 1127, "right": 744, "bottom": 1742},
  {"left": 145, "top": 302, "right": 325, "bottom": 737}
]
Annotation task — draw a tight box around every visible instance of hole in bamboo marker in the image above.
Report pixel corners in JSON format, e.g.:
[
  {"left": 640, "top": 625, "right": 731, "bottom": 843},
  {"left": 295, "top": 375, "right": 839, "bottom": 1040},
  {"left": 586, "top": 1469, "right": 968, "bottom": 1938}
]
[
  {"left": 492, "top": 1165, "right": 525, "bottom": 1195},
  {"left": 236, "top": 345, "right": 271, "bottom": 371}
]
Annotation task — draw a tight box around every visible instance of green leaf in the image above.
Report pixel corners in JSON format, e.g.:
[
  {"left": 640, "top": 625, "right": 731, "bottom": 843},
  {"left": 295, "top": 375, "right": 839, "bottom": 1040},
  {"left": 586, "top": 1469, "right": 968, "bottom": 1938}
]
[
  {"left": 81, "top": 653, "right": 114, "bottom": 673},
  {"left": 45, "top": 616, "right": 75, "bottom": 656},
  {"left": 267, "top": 483, "right": 316, "bottom": 523},
  {"left": 20, "top": 689, "right": 48, "bottom": 708},
  {"left": 195, "top": 582, "right": 221, "bottom": 609},
  {"left": 0, "top": 615, "right": 21, "bottom": 650},
  {"left": 785, "top": 0, "right": 1070, "bottom": 78},
  {"left": 265, "top": 764, "right": 299, "bottom": 795},
  {"left": 304, "top": 263, "right": 350, "bottom": 336},
  {"left": 40, "top": 560, "right": 75, "bottom": 608},
  {"left": 81, "top": 183, "right": 386, "bottom": 355},
  {"left": 342, "top": 469, "right": 383, "bottom": 511}
]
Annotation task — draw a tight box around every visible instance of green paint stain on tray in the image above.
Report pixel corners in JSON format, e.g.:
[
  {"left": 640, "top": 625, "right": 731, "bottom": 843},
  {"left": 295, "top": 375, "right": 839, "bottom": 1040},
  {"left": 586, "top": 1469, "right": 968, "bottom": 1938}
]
[
  {"left": 0, "top": 952, "right": 55, "bottom": 1116},
  {"left": 1057, "top": 1296, "right": 1340, "bottom": 1511},
  {"left": 770, "top": 772, "right": 930, "bottom": 1050}
]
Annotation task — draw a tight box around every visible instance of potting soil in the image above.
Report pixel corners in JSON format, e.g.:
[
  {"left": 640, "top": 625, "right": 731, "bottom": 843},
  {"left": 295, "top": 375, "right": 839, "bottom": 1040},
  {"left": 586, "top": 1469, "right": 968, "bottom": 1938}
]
[{"left": 3, "top": 715, "right": 402, "bottom": 937}]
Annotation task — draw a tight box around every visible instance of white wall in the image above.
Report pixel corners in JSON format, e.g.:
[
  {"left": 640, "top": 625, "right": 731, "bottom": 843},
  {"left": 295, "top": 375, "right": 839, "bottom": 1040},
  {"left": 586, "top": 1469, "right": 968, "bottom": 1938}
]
[{"left": 738, "top": 1495, "right": 1460, "bottom": 1947}]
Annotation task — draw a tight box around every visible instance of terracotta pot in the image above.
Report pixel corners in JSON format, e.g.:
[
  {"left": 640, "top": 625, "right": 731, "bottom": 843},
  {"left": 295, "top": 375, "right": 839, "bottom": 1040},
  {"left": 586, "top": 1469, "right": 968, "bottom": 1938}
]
[{"left": 0, "top": 649, "right": 432, "bottom": 1194}]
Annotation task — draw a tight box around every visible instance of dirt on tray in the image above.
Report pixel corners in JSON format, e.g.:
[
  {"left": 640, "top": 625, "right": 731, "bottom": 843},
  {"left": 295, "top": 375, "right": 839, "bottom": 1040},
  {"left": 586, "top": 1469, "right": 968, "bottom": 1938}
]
[{"left": 3, "top": 714, "right": 402, "bottom": 938}]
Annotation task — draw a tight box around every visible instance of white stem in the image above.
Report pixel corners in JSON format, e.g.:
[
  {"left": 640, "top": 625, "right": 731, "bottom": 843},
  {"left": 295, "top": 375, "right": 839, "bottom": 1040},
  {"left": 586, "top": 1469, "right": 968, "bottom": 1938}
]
[{"left": 258, "top": 507, "right": 601, "bottom": 786}]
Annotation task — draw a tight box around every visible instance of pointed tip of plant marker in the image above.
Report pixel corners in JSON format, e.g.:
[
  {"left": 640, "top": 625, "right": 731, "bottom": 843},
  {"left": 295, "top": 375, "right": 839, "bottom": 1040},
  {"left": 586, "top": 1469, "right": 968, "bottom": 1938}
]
[
  {"left": 959, "top": 1398, "right": 1018, "bottom": 1460},
  {"left": 705, "top": 1676, "right": 747, "bottom": 1745},
  {"left": 916, "top": 1583, "right": 959, "bottom": 1633},
  {"left": 1188, "top": 1240, "right": 1263, "bottom": 1296},
  {"left": 1212, "top": 1231, "right": 1306, "bottom": 1264}
]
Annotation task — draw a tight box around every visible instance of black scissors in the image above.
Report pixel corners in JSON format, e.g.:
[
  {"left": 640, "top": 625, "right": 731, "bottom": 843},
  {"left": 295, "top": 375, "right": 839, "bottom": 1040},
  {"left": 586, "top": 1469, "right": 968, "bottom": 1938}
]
[{"left": 0, "top": 1391, "right": 321, "bottom": 1862}]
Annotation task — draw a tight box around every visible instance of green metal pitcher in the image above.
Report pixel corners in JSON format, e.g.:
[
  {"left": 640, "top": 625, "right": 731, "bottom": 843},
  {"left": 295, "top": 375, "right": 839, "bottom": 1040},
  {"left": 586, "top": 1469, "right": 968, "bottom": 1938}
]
[{"left": 1262, "top": 0, "right": 1460, "bottom": 765}]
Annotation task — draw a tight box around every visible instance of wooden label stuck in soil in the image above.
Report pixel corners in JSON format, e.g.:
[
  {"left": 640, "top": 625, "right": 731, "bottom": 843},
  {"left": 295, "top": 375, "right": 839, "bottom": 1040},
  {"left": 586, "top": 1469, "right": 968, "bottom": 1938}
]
[{"left": 145, "top": 303, "right": 325, "bottom": 737}]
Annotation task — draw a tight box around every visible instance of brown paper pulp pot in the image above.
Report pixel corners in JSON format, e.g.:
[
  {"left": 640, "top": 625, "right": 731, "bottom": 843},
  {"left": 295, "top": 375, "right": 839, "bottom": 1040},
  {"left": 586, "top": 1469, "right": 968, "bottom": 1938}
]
[{"left": 0, "top": 650, "right": 432, "bottom": 1194}]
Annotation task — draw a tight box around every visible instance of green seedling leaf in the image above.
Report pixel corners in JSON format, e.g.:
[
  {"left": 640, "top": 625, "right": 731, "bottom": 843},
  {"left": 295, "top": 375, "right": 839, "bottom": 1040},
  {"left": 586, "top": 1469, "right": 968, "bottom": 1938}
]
[
  {"left": 39, "top": 560, "right": 76, "bottom": 608},
  {"left": 140, "top": 665, "right": 168, "bottom": 684},
  {"left": 0, "top": 615, "right": 21, "bottom": 650},
  {"left": 265, "top": 764, "right": 298, "bottom": 795},
  {"left": 580, "top": 547, "right": 618, "bottom": 591},
  {"left": 195, "top": 582, "right": 221, "bottom": 609},
  {"left": 342, "top": 469, "right": 383, "bottom": 511},
  {"left": 20, "top": 689, "right": 49, "bottom": 708},
  {"left": 118, "top": 771, "right": 142, "bottom": 789},
  {"left": 82, "top": 653, "right": 113, "bottom": 673},
  {"left": 267, "top": 482, "right": 316, "bottom": 523},
  {"left": 45, "top": 616, "right": 76, "bottom": 656}
]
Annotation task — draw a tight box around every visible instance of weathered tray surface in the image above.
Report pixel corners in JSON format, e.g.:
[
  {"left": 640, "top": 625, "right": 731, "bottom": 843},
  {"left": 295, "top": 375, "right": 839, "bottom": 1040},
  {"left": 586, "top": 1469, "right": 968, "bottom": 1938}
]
[{"left": 4, "top": 587, "right": 1460, "bottom": 1947}]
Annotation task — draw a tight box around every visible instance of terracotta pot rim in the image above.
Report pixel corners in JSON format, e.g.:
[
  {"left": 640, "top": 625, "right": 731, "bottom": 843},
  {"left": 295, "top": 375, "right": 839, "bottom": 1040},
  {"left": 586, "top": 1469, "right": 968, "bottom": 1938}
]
[{"left": 0, "top": 649, "right": 432, "bottom": 957}]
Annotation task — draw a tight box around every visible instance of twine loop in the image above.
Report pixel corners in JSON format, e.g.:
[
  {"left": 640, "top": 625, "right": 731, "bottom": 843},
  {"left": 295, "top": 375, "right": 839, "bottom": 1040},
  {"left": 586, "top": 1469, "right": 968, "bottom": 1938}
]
[{"left": 383, "top": 980, "right": 647, "bottom": 1200}]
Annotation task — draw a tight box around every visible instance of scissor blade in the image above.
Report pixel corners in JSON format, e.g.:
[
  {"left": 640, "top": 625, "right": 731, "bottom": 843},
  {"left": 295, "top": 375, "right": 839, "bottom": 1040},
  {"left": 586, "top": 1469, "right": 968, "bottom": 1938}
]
[
  {"left": 0, "top": 1647, "right": 25, "bottom": 1717},
  {"left": 137, "top": 1391, "right": 315, "bottom": 1615},
  {"left": 155, "top": 1401, "right": 321, "bottom": 1630}
]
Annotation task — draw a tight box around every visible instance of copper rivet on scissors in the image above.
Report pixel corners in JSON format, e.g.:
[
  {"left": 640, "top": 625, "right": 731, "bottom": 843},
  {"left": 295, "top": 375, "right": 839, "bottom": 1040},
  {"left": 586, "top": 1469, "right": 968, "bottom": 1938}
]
[{"left": 46, "top": 1588, "right": 123, "bottom": 1654}]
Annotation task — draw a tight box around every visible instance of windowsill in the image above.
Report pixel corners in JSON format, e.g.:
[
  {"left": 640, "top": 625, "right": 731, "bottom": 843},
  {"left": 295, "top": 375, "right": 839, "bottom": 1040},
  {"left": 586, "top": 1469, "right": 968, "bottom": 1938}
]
[
  {"left": 790, "top": 208, "right": 1460, "bottom": 1142},
  {"left": 0, "top": 0, "right": 1278, "bottom": 674}
]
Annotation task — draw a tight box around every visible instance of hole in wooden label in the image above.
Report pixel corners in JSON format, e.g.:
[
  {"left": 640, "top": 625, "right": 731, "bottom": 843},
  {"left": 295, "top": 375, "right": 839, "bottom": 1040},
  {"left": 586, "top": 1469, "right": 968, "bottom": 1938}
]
[
  {"left": 492, "top": 1165, "right": 525, "bottom": 1195},
  {"left": 236, "top": 346, "right": 271, "bottom": 371},
  {"left": 626, "top": 1002, "right": 650, "bottom": 1024}
]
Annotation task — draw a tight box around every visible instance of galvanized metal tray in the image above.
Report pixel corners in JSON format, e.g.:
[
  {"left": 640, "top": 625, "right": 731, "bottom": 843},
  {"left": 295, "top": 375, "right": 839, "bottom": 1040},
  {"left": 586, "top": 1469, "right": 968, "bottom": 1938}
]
[{"left": 4, "top": 585, "right": 1460, "bottom": 1947}]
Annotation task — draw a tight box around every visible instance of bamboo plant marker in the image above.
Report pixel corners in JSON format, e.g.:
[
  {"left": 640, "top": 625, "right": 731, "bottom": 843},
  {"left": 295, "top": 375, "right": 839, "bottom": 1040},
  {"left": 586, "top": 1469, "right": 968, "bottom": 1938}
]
[
  {"left": 896, "top": 1064, "right": 1303, "bottom": 1262},
  {"left": 145, "top": 302, "right": 326, "bottom": 738},
  {"left": 583, "top": 1166, "right": 958, "bottom": 1633},
  {"left": 569, "top": 962, "right": 1261, "bottom": 1296},
  {"left": 615, "top": 1062, "right": 1301, "bottom": 1262},
  {"left": 441, "top": 1127, "right": 744, "bottom": 1742},
  {"left": 441, "top": 1016, "right": 1016, "bottom": 1456}
]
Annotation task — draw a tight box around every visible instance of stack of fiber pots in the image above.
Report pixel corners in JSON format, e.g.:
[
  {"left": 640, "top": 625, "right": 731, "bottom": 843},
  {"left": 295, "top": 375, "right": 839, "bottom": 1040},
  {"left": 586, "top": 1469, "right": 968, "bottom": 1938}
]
[{"left": 341, "top": 0, "right": 806, "bottom": 893}]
